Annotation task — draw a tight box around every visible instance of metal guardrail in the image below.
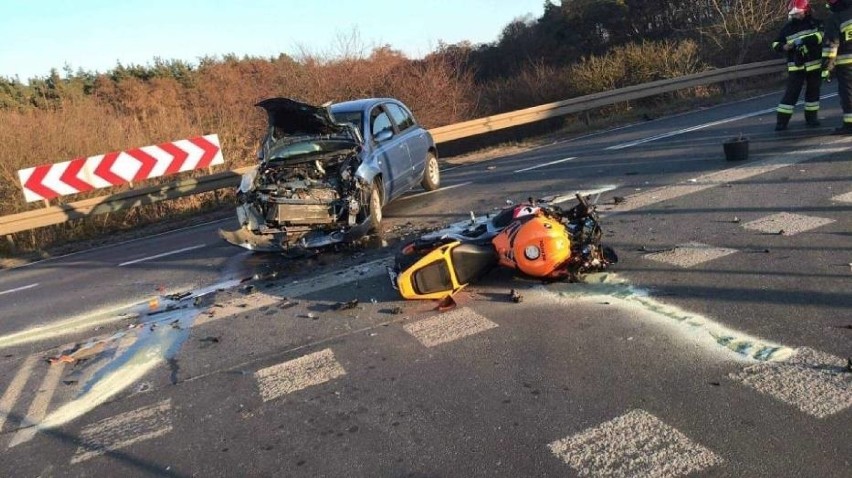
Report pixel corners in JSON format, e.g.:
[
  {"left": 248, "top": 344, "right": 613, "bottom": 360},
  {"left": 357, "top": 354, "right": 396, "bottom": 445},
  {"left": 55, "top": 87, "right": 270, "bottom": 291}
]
[{"left": 0, "top": 59, "right": 785, "bottom": 237}]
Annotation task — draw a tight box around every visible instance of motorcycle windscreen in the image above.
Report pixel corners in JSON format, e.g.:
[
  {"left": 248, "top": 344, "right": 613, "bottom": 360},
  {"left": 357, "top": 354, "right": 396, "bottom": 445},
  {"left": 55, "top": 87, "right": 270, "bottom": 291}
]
[{"left": 412, "top": 259, "right": 455, "bottom": 296}]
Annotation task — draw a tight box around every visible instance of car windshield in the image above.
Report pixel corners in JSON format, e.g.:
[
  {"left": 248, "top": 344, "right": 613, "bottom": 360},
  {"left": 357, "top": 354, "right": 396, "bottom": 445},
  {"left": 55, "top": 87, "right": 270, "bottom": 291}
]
[{"left": 331, "top": 110, "right": 363, "bottom": 132}]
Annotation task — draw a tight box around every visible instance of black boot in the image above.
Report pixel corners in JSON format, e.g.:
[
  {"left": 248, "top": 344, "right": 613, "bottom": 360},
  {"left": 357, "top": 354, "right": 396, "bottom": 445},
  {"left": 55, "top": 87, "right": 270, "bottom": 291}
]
[
  {"left": 831, "top": 124, "right": 852, "bottom": 135},
  {"left": 805, "top": 110, "right": 821, "bottom": 127},
  {"left": 775, "top": 112, "right": 791, "bottom": 131}
]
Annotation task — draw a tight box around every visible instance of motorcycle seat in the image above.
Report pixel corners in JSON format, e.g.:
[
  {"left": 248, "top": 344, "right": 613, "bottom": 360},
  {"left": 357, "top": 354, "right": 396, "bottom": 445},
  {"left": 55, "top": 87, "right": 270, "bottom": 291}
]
[{"left": 451, "top": 243, "right": 497, "bottom": 284}]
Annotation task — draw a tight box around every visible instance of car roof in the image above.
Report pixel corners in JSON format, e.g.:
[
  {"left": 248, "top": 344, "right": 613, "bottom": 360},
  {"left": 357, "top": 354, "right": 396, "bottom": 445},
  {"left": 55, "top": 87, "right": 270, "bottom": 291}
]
[{"left": 330, "top": 98, "right": 399, "bottom": 113}]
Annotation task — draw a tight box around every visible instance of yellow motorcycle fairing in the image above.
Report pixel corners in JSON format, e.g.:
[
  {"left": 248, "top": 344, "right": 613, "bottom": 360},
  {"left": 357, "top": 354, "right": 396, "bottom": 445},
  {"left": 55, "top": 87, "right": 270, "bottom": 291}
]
[{"left": 396, "top": 241, "right": 496, "bottom": 300}]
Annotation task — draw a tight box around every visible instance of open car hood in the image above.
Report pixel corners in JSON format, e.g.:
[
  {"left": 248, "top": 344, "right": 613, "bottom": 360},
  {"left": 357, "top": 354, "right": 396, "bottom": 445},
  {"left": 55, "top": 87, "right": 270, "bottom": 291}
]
[
  {"left": 256, "top": 97, "right": 346, "bottom": 136},
  {"left": 256, "top": 97, "right": 361, "bottom": 164}
]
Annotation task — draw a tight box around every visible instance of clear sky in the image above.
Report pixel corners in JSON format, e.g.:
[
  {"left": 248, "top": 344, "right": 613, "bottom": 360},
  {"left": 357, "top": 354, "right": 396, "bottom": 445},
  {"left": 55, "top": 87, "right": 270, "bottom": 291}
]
[{"left": 0, "top": 0, "right": 549, "bottom": 81}]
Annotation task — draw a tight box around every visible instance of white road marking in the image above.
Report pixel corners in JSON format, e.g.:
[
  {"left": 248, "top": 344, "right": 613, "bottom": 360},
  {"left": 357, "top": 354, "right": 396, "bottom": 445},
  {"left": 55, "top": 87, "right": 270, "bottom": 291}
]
[
  {"left": 600, "top": 140, "right": 852, "bottom": 215},
  {"left": 514, "top": 156, "right": 575, "bottom": 173},
  {"left": 549, "top": 409, "right": 723, "bottom": 477},
  {"left": 255, "top": 348, "right": 347, "bottom": 402},
  {"left": 8, "top": 358, "right": 67, "bottom": 448},
  {"left": 536, "top": 274, "right": 794, "bottom": 362},
  {"left": 403, "top": 307, "right": 498, "bottom": 347},
  {"left": 644, "top": 242, "right": 739, "bottom": 268},
  {"left": 400, "top": 181, "right": 473, "bottom": 201},
  {"left": 730, "top": 347, "right": 852, "bottom": 418},
  {"left": 606, "top": 92, "right": 839, "bottom": 150},
  {"left": 0, "top": 283, "right": 39, "bottom": 296},
  {"left": 742, "top": 212, "right": 835, "bottom": 236},
  {"left": 197, "top": 258, "right": 395, "bottom": 325},
  {"left": 71, "top": 399, "right": 173, "bottom": 464},
  {"left": 118, "top": 244, "right": 206, "bottom": 267},
  {"left": 0, "top": 355, "right": 39, "bottom": 434},
  {"left": 606, "top": 108, "right": 775, "bottom": 150},
  {"left": 832, "top": 191, "right": 852, "bottom": 203}
]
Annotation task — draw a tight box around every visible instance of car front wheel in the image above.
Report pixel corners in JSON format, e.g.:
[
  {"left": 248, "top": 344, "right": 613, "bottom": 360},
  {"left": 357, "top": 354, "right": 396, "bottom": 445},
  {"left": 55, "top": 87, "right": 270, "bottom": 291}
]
[
  {"left": 368, "top": 181, "right": 383, "bottom": 232},
  {"left": 420, "top": 151, "right": 440, "bottom": 191}
]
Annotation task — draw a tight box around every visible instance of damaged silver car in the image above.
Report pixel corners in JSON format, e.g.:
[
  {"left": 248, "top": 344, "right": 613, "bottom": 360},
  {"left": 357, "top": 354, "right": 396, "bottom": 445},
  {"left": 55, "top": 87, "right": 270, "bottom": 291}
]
[{"left": 219, "top": 97, "right": 440, "bottom": 252}]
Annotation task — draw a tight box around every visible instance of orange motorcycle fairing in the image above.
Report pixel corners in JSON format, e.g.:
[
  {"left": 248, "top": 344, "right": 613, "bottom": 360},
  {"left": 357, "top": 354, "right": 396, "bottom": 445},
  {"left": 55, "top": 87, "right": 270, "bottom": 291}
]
[{"left": 491, "top": 213, "right": 572, "bottom": 279}]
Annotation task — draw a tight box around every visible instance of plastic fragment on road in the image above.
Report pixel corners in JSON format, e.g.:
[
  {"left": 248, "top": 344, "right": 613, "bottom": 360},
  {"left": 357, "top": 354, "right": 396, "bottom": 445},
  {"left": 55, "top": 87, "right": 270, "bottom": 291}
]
[{"left": 434, "top": 295, "right": 457, "bottom": 312}]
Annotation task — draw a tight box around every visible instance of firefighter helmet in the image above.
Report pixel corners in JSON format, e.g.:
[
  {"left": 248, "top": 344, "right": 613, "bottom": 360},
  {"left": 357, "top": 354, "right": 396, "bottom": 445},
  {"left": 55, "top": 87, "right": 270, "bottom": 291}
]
[{"left": 787, "top": 0, "right": 810, "bottom": 16}]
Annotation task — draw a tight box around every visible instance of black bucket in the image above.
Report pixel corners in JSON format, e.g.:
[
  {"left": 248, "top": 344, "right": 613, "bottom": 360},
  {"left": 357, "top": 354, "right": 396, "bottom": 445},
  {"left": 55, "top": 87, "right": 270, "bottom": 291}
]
[{"left": 723, "top": 137, "right": 749, "bottom": 161}]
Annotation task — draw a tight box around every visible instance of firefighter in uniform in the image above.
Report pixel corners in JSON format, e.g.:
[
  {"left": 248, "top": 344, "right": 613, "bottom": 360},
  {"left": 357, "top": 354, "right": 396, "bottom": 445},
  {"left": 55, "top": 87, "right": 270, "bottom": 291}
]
[
  {"left": 823, "top": 0, "right": 852, "bottom": 134},
  {"left": 773, "top": 0, "right": 824, "bottom": 131}
]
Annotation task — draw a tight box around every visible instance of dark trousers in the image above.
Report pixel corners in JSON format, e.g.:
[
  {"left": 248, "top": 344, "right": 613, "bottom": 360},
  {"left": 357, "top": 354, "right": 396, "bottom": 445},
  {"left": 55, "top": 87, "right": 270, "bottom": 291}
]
[
  {"left": 776, "top": 70, "right": 822, "bottom": 126},
  {"left": 837, "top": 66, "right": 852, "bottom": 125}
]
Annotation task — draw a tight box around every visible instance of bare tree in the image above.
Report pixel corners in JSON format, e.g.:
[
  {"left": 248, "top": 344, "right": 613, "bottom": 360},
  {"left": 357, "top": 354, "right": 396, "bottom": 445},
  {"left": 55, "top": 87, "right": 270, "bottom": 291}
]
[{"left": 701, "top": 0, "right": 786, "bottom": 65}]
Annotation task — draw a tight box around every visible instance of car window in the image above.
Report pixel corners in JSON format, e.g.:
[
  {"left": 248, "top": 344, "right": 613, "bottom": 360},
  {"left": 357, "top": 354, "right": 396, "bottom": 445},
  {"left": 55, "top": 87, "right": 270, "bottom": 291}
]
[
  {"left": 331, "top": 110, "right": 362, "bottom": 132},
  {"left": 385, "top": 103, "right": 415, "bottom": 132},
  {"left": 371, "top": 107, "right": 394, "bottom": 140}
]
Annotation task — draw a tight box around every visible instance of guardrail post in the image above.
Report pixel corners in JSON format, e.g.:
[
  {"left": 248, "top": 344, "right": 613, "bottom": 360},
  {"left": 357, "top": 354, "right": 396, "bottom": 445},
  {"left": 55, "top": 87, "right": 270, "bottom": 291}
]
[{"left": 4, "top": 234, "right": 16, "bottom": 254}]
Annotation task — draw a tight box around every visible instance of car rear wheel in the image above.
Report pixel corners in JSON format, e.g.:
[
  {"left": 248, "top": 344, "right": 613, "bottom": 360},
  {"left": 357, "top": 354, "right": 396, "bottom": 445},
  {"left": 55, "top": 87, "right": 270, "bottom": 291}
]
[
  {"left": 368, "top": 181, "right": 383, "bottom": 232},
  {"left": 420, "top": 151, "right": 440, "bottom": 191}
]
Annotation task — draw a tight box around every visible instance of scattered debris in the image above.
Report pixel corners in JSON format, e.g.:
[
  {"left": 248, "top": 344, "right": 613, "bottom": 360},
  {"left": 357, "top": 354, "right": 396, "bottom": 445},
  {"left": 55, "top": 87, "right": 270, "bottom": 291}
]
[
  {"left": 388, "top": 306, "right": 404, "bottom": 315},
  {"left": 370, "top": 298, "right": 378, "bottom": 304},
  {"left": 434, "top": 295, "right": 457, "bottom": 312},
  {"left": 48, "top": 339, "right": 110, "bottom": 365},
  {"left": 166, "top": 291, "right": 192, "bottom": 301},
  {"left": 333, "top": 299, "right": 360, "bottom": 311},
  {"left": 846, "top": 358, "right": 852, "bottom": 373},
  {"left": 487, "top": 166, "right": 497, "bottom": 170},
  {"left": 169, "top": 320, "right": 182, "bottom": 330},
  {"left": 732, "top": 217, "right": 740, "bottom": 223},
  {"left": 510, "top": 289, "right": 523, "bottom": 303},
  {"left": 709, "top": 381, "right": 721, "bottom": 387},
  {"left": 688, "top": 178, "right": 698, "bottom": 183},
  {"left": 305, "top": 313, "right": 317, "bottom": 320},
  {"left": 613, "top": 196, "right": 626, "bottom": 205},
  {"left": 278, "top": 300, "right": 298, "bottom": 309},
  {"left": 194, "top": 296, "right": 203, "bottom": 307},
  {"left": 62, "top": 380, "right": 78, "bottom": 386},
  {"left": 199, "top": 336, "right": 221, "bottom": 347},
  {"left": 775, "top": 229, "right": 785, "bottom": 235},
  {"left": 241, "top": 285, "right": 256, "bottom": 295}
]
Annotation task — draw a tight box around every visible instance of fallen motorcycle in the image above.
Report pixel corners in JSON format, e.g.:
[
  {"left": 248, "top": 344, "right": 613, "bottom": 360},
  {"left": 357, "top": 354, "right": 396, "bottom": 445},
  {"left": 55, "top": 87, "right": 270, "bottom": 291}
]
[{"left": 390, "top": 192, "right": 618, "bottom": 299}]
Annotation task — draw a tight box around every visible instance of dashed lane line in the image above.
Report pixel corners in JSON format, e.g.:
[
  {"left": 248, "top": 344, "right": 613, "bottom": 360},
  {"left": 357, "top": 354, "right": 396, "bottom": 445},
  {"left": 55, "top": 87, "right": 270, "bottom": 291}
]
[
  {"left": 403, "top": 307, "right": 498, "bottom": 348},
  {"left": 118, "top": 244, "right": 207, "bottom": 267},
  {"left": 643, "top": 243, "right": 739, "bottom": 268},
  {"left": 742, "top": 212, "right": 836, "bottom": 236},
  {"left": 514, "top": 156, "right": 575, "bottom": 173},
  {"left": 71, "top": 399, "right": 173, "bottom": 464},
  {"left": 8, "top": 355, "right": 68, "bottom": 448},
  {"left": 0, "top": 283, "right": 39, "bottom": 296},
  {"left": 255, "top": 348, "right": 347, "bottom": 402},
  {"left": 398, "top": 181, "right": 473, "bottom": 201},
  {"left": 0, "top": 355, "right": 39, "bottom": 435},
  {"left": 605, "top": 92, "right": 839, "bottom": 151},
  {"left": 730, "top": 347, "right": 852, "bottom": 419},
  {"left": 599, "top": 140, "right": 852, "bottom": 216},
  {"left": 549, "top": 409, "right": 723, "bottom": 477}
]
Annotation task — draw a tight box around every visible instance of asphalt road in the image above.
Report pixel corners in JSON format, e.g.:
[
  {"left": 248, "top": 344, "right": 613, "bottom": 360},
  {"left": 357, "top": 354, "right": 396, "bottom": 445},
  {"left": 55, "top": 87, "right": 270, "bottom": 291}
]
[{"left": 0, "top": 88, "right": 849, "bottom": 477}]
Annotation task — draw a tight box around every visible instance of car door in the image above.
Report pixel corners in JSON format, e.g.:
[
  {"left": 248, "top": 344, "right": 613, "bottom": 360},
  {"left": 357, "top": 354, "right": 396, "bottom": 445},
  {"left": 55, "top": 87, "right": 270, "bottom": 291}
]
[
  {"left": 367, "top": 104, "right": 414, "bottom": 200},
  {"left": 385, "top": 102, "right": 428, "bottom": 182}
]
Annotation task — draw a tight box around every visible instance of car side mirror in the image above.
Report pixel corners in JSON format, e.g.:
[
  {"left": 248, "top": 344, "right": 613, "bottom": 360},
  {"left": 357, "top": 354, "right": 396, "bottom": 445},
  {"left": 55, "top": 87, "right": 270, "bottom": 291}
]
[{"left": 373, "top": 129, "right": 393, "bottom": 143}]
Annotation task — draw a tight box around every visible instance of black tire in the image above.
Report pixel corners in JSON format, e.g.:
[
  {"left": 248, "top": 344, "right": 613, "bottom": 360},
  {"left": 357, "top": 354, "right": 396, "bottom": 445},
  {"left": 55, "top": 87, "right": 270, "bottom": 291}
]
[
  {"left": 420, "top": 151, "right": 440, "bottom": 191},
  {"left": 368, "top": 180, "right": 383, "bottom": 232}
]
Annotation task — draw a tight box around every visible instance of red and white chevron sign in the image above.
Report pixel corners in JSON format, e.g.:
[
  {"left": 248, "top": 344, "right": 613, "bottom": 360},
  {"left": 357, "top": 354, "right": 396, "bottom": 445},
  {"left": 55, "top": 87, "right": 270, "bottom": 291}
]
[{"left": 17, "top": 134, "right": 225, "bottom": 203}]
